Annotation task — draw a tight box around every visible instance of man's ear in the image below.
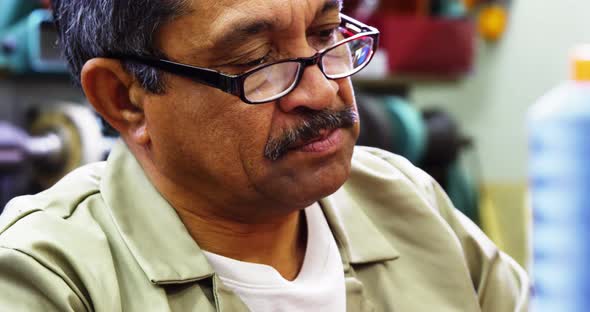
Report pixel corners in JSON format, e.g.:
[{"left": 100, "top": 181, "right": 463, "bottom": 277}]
[{"left": 80, "top": 58, "right": 150, "bottom": 146}]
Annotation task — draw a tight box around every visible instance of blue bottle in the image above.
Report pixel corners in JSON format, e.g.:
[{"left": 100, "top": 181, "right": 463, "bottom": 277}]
[{"left": 529, "top": 45, "right": 590, "bottom": 311}]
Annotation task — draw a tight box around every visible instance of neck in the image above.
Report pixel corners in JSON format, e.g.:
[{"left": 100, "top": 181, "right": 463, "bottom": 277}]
[
  {"left": 136, "top": 149, "right": 308, "bottom": 281},
  {"left": 177, "top": 206, "right": 308, "bottom": 281}
]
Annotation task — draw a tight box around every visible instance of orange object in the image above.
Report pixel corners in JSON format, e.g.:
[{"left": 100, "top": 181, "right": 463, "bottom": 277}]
[
  {"left": 572, "top": 45, "right": 590, "bottom": 81},
  {"left": 478, "top": 4, "right": 508, "bottom": 41},
  {"left": 462, "top": 0, "right": 478, "bottom": 11}
]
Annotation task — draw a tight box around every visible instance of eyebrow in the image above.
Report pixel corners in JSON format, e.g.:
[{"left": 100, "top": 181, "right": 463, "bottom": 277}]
[
  {"left": 210, "top": 0, "right": 342, "bottom": 52},
  {"left": 211, "top": 19, "right": 274, "bottom": 52}
]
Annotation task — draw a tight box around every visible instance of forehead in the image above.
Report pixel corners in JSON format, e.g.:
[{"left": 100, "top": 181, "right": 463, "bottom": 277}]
[
  {"left": 157, "top": 0, "right": 342, "bottom": 60},
  {"left": 190, "top": 0, "right": 341, "bottom": 26}
]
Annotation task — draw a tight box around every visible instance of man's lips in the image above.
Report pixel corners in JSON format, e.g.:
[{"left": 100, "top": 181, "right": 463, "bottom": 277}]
[{"left": 287, "top": 129, "right": 335, "bottom": 151}]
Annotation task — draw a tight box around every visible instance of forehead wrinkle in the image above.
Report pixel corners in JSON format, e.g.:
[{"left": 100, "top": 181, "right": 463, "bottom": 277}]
[
  {"left": 164, "top": 1, "right": 276, "bottom": 64},
  {"left": 175, "top": 0, "right": 340, "bottom": 63},
  {"left": 211, "top": 0, "right": 339, "bottom": 42},
  {"left": 212, "top": 20, "right": 275, "bottom": 51},
  {"left": 207, "top": 3, "right": 281, "bottom": 48}
]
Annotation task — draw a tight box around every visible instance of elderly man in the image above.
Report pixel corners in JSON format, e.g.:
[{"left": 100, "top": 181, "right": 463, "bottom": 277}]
[{"left": 0, "top": 0, "right": 529, "bottom": 311}]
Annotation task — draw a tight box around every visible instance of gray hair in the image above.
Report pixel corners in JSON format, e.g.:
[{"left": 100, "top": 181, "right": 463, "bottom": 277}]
[{"left": 52, "top": 0, "right": 191, "bottom": 93}]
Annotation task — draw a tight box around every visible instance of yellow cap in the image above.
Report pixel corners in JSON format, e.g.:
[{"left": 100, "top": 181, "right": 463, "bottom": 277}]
[
  {"left": 478, "top": 4, "right": 508, "bottom": 42},
  {"left": 572, "top": 45, "right": 590, "bottom": 81}
]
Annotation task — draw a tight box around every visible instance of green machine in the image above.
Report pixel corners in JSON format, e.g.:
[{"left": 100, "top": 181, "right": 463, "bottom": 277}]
[
  {"left": 356, "top": 96, "right": 480, "bottom": 224},
  {"left": 0, "top": 0, "right": 39, "bottom": 30},
  {"left": 0, "top": 1, "right": 67, "bottom": 74}
]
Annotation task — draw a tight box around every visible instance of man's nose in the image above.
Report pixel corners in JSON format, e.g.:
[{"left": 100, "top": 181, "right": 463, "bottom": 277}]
[{"left": 276, "top": 64, "right": 340, "bottom": 113}]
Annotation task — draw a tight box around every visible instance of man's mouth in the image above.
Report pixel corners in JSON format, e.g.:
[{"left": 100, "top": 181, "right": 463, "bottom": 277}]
[
  {"left": 287, "top": 129, "right": 334, "bottom": 151},
  {"left": 287, "top": 128, "right": 343, "bottom": 154},
  {"left": 263, "top": 107, "right": 358, "bottom": 161}
]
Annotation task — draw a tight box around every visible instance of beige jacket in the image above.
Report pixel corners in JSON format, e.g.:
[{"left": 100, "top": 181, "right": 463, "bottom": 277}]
[{"left": 0, "top": 141, "right": 529, "bottom": 311}]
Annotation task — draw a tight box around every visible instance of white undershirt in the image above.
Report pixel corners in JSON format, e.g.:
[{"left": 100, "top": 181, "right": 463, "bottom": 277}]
[{"left": 202, "top": 203, "right": 346, "bottom": 312}]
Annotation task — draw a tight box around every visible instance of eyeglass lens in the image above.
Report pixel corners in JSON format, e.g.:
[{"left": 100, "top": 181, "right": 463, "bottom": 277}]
[
  {"left": 243, "top": 32, "right": 375, "bottom": 103},
  {"left": 244, "top": 62, "right": 301, "bottom": 103},
  {"left": 322, "top": 36, "right": 374, "bottom": 79}
]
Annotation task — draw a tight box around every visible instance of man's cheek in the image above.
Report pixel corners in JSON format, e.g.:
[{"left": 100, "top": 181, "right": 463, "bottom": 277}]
[{"left": 337, "top": 79, "right": 356, "bottom": 104}]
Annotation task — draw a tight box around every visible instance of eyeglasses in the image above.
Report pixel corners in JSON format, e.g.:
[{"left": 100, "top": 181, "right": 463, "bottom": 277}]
[{"left": 111, "top": 14, "right": 379, "bottom": 104}]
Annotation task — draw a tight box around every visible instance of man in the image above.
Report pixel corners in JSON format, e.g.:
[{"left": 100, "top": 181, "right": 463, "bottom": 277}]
[{"left": 0, "top": 0, "right": 529, "bottom": 311}]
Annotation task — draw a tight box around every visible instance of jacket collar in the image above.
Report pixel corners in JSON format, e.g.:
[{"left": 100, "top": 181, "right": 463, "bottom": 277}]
[
  {"left": 101, "top": 141, "right": 399, "bottom": 284},
  {"left": 101, "top": 141, "right": 214, "bottom": 284},
  {"left": 319, "top": 188, "right": 400, "bottom": 265}
]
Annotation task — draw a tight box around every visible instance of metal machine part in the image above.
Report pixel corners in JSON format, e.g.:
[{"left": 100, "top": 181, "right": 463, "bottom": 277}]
[
  {"left": 356, "top": 95, "right": 427, "bottom": 164},
  {"left": 0, "top": 9, "right": 67, "bottom": 74},
  {"left": 0, "top": 0, "right": 39, "bottom": 31},
  {"left": 422, "top": 109, "right": 472, "bottom": 169},
  {"left": 0, "top": 123, "right": 62, "bottom": 172},
  {"left": 356, "top": 95, "right": 396, "bottom": 152},
  {"left": 29, "top": 103, "right": 107, "bottom": 188},
  {"left": 0, "top": 103, "right": 110, "bottom": 190}
]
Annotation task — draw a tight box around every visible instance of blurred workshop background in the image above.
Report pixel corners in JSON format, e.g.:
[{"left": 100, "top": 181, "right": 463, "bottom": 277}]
[{"left": 1, "top": 0, "right": 590, "bottom": 310}]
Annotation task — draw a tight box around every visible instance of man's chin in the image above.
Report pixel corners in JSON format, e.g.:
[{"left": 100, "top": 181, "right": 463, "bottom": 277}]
[
  {"left": 253, "top": 128, "right": 355, "bottom": 207},
  {"left": 261, "top": 151, "right": 353, "bottom": 208}
]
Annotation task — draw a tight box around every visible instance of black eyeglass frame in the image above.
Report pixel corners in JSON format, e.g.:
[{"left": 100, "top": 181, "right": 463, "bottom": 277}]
[{"left": 111, "top": 14, "right": 380, "bottom": 104}]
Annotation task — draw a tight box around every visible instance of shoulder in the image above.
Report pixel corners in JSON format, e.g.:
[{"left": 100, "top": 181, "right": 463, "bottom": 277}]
[
  {"left": 1, "top": 161, "right": 106, "bottom": 227},
  {"left": 0, "top": 162, "right": 108, "bottom": 243},
  {"left": 0, "top": 162, "right": 116, "bottom": 308},
  {"left": 348, "top": 147, "right": 530, "bottom": 307},
  {"left": 0, "top": 160, "right": 111, "bottom": 252},
  {"left": 350, "top": 146, "right": 441, "bottom": 212}
]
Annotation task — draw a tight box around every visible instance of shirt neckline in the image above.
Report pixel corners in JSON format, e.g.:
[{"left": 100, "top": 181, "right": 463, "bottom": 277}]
[{"left": 202, "top": 202, "right": 331, "bottom": 288}]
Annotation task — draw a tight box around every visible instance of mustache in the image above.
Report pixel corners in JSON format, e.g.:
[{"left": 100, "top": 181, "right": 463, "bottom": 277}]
[{"left": 264, "top": 107, "right": 358, "bottom": 161}]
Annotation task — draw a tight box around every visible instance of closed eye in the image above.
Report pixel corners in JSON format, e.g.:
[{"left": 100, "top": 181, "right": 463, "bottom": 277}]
[
  {"left": 309, "top": 25, "right": 341, "bottom": 50},
  {"left": 238, "top": 55, "right": 271, "bottom": 67}
]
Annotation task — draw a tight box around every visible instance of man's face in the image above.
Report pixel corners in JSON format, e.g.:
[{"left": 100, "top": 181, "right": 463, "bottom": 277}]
[{"left": 144, "top": 0, "right": 359, "bottom": 218}]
